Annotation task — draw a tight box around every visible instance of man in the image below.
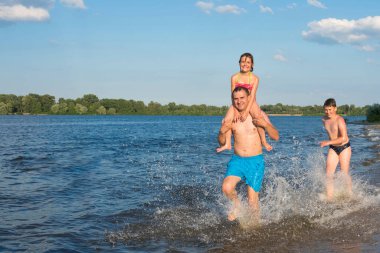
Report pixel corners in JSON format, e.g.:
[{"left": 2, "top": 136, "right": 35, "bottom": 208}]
[
  {"left": 218, "top": 86, "right": 279, "bottom": 221},
  {"left": 320, "top": 98, "right": 352, "bottom": 201}
]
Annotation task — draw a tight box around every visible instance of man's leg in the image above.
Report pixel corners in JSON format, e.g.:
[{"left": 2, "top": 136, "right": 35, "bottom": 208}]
[
  {"left": 222, "top": 176, "right": 241, "bottom": 221},
  {"left": 339, "top": 146, "right": 352, "bottom": 196},
  {"left": 247, "top": 186, "right": 260, "bottom": 222},
  {"left": 326, "top": 149, "right": 339, "bottom": 201}
]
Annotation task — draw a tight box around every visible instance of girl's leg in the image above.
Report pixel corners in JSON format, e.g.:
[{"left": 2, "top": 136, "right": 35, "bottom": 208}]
[
  {"left": 250, "top": 103, "right": 272, "bottom": 151},
  {"left": 216, "top": 105, "right": 234, "bottom": 153}
]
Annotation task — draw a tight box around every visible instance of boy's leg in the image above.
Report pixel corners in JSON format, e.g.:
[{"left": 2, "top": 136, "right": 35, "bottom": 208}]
[
  {"left": 222, "top": 176, "right": 242, "bottom": 221},
  {"left": 339, "top": 147, "right": 352, "bottom": 196},
  {"left": 216, "top": 106, "right": 234, "bottom": 152},
  {"left": 326, "top": 149, "right": 339, "bottom": 201}
]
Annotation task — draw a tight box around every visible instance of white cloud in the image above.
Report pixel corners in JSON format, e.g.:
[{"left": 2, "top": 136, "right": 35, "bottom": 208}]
[
  {"left": 0, "top": 4, "right": 49, "bottom": 21},
  {"left": 195, "top": 1, "right": 245, "bottom": 15},
  {"left": 215, "top": 5, "right": 245, "bottom": 15},
  {"left": 274, "top": 53, "right": 287, "bottom": 62},
  {"left": 357, "top": 45, "right": 375, "bottom": 52},
  {"left": 307, "top": 0, "right": 326, "bottom": 9},
  {"left": 302, "top": 16, "right": 380, "bottom": 51},
  {"left": 60, "top": 0, "right": 86, "bottom": 9},
  {"left": 259, "top": 5, "right": 273, "bottom": 14},
  {"left": 195, "top": 1, "right": 214, "bottom": 14}
]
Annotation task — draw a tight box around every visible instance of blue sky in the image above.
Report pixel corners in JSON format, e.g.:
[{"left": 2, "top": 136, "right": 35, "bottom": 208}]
[{"left": 0, "top": 0, "right": 379, "bottom": 106}]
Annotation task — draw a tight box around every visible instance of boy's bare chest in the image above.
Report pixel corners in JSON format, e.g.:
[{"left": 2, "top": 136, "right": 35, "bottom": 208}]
[{"left": 324, "top": 120, "right": 339, "bottom": 135}]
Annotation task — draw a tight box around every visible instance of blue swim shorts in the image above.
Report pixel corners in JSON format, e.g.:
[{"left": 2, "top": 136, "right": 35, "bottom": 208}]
[{"left": 225, "top": 154, "right": 265, "bottom": 192}]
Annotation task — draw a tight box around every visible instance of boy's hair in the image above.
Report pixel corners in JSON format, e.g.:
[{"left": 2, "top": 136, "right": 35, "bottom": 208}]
[
  {"left": 324, "top": 98, "right": 336, "bottom": 107},
  {"left": 239, "top": 52, "right": 254, "bottom": 71},
  {"left": 232, "top": 86, "right": 249, "bottom": 96}
]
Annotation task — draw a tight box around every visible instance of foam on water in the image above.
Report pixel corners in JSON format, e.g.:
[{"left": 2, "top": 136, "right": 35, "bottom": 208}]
[
  {"left": 259, "top": 151, "right": 379, "bottom": 228},
  {"left": 106, "top": 150, "right": 380, "bottom": 250}
]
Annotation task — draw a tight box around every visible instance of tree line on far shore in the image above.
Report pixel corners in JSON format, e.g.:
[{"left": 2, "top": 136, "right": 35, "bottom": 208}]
[{"left": 0, "top": 93, "right": 379, "bottom": 122}]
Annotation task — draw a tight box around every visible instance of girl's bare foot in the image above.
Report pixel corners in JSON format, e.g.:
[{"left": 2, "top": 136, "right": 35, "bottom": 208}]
[
  {"left": 216, "top": 144, "right": 231, "bottom": 153},
  {"left": 263, "top": 143, "right": 273, "bottom": 152}
]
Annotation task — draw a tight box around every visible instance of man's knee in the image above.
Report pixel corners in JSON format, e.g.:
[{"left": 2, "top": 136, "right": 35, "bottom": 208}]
[{"left": 222, "top": 182, "right": 235, "bottom": 196}]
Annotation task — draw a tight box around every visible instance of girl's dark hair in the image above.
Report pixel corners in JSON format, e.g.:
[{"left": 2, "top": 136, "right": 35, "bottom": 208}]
[{"left": 239, "top": 52, "right": 254, "bottom": 71}]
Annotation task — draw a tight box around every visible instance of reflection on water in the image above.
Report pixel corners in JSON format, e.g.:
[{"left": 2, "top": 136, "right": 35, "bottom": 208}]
[{"left": 0, "top": 115, "right": 379, "bottom": 252}]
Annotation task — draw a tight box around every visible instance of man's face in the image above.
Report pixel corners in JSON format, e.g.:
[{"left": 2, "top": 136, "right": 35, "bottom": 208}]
[
  {"left": 324, "top": 106, "right": 337, "bottom": 118},
  {"left": 233, "top": 90, "right": 248, "bottom": 112}
]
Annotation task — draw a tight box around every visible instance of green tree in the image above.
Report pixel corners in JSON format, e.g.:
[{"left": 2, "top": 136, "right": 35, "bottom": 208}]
[
  {"left": 81, "top": 94, "right": 99, "bottom": 107},
  {"left": 51, "top": 104, "right": 59, "bottom": 114},
  {"left": 96, "top": 105, "right": 106, "bottom": 115},
  {"left": 366, "top": 104, "right": 380, "bottom": 122},
  {"left": 22, "top": 94, "right": 42, "bottom": 114},
  {"left": 107, "top": 108, "right": 116, "bottom": 115},
  {"left": 0, "top": 102, "right": 9, "bottom": 114},
  {"left": 75, "top": 103, "right": 88, "bottom": 114},
  {"left": 40, "top": 94, "right": 55, "bottom": 113},
  {"left": 147, "top": 101, "right": 162, "bottom": 115}
]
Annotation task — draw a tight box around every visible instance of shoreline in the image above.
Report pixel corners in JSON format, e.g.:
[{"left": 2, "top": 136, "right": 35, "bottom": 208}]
[
  {"left": 348, "top": 120, "right": 380, "bottom": 126},
  {"left": 268, "top": 114, "right": 303, "bottom": 116}
]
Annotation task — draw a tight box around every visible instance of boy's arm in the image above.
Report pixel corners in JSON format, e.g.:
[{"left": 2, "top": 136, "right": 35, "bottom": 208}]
[{"left": 252, "top": 117, "right": 279, "bottom": 141}]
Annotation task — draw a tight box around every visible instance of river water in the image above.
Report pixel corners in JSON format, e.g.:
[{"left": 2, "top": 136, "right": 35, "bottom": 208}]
[{"left": 0, "top": 115, "right": 379, "bottom": 252}]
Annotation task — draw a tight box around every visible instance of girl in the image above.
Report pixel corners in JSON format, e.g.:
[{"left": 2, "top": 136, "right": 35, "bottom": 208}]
[{"left": 216, "top": 52, "right": 272, "bottom": 153}]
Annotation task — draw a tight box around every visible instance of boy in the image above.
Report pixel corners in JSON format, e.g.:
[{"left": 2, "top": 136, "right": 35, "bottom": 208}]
[{"left": 320, "top": 98, "right": 352, "bottom": 201}]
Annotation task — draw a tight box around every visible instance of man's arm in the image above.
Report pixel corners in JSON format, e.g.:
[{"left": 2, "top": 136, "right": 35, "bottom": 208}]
[
  {"left": 252, "top": 118, "right": 279, "bottom": 141},
  {"left": 218, "top": 121, "right": 233, "bottom": 146}
]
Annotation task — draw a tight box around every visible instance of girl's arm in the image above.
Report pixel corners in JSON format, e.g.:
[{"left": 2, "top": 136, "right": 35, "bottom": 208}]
[
  {"left": 240, "top": 74, "right": 259, "bottom": 121},
  {"left": 230, "top": 75, "right": 240, "bottom": 122}
]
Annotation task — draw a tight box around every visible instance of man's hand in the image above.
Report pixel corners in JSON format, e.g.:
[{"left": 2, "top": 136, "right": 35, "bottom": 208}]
[
  {"left": 253, "top": 117, "right": 279, "bottom": 141},
  {"left": 240, "top": 111, "right": 249, "bottom": 122},
  {"left": 252, "top": 117, "right": 268, "bottom": 128}
]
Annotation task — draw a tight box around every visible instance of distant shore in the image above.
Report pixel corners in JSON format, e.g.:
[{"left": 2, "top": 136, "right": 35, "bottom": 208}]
[
  {"left": 268, "top": 114, "right": 303, "bottom": 116},
  {"left": 348, "top": 120, "right": 380, "bottom": 126}
]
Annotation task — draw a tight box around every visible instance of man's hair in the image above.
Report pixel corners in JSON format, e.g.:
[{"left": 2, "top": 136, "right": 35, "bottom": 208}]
[
  {"left": 232, "top": 86, "right": 249, "bottom": 96},
  {"left": 324, "top": 98, "right": 336, "bottom": 107}
]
